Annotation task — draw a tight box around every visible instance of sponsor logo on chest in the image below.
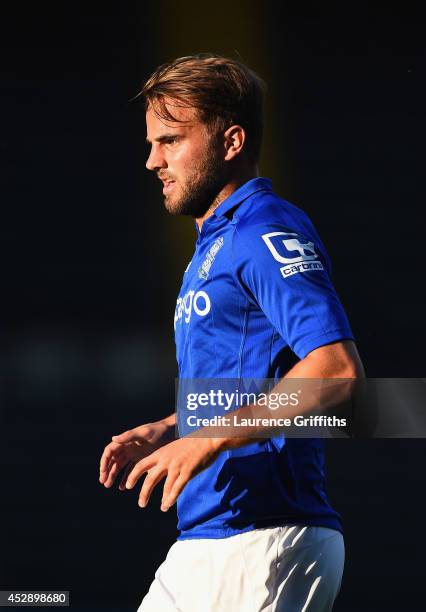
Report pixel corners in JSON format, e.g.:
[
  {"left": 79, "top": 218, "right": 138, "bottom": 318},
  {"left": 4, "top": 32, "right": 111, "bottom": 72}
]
[{"left": 174, "top": 290, "right": 211, "bottom": 329}]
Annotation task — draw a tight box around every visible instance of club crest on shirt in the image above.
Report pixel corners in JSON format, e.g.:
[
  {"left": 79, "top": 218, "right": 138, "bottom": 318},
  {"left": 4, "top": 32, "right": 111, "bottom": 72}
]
[
  {"left": 261, "top": 231, "right": 324, "bottom": 279},
  {"left": 198, "top": 236, "right": 224, "bottom": 280}
]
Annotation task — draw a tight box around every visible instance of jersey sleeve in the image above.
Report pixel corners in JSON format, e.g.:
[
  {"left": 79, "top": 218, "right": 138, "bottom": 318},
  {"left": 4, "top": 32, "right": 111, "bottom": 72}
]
[{"left": 231, "top": 221, "right": 354, "bottom": 359}]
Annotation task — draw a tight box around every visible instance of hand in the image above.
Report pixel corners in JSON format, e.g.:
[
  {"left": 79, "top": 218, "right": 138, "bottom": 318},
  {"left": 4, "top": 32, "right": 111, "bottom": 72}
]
[
  {"left": 99, "top": 420, "right": 175, "bottom": 490},
  {"left": 125, "top": 436, "right": 224, "bottom": 511}
]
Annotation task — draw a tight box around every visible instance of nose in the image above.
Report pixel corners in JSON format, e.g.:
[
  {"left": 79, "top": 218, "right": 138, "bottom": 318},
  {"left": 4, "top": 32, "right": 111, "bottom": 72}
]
[{"left": 145, "top": 143, "right": 166, "bottom": 172}]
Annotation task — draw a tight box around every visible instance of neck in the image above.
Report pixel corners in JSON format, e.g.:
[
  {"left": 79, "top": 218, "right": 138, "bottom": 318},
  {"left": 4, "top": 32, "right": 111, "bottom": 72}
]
[{"left": 195, "top": 165, "right": 259, "bottom": 231}]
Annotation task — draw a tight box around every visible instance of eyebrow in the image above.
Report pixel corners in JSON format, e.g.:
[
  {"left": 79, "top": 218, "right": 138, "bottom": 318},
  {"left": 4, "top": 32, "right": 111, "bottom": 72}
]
[{"left": 145, "top": 134, "right": 181, "bottom": 144}]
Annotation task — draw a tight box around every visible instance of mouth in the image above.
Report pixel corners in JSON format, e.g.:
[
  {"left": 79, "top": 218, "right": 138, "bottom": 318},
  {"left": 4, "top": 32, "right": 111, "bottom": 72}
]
[{"left": 161, "top": 179, "right": 176, "bottom": 195}]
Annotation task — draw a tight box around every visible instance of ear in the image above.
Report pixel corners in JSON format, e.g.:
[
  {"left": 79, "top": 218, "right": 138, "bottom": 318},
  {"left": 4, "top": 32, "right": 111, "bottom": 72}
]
[{"left": 223, "top": 125, "right": 246, "bottom": 161}]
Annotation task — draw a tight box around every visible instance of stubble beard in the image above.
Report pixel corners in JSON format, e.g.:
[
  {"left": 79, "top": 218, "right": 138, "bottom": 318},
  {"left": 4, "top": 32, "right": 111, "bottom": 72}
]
[{"left": 163, "top": 143, "right": 226, "bottom": 218}]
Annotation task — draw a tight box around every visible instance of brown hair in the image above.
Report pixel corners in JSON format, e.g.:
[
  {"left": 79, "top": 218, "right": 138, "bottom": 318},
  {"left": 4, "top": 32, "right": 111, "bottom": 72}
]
[{"left": 138, "top": 53, "right": 266, "bottom": 164}]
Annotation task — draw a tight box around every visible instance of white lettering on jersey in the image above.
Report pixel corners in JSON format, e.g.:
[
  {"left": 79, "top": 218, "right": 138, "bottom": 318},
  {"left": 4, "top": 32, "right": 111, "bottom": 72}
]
[
  {"left": 280, "top": 260, "right": 324, "bottom": 278},
  {"left": 261, "top": 231, "right": 324, "bottom": 278},
  {"left": 262, "top": 231, "right": 317, "bottom": 263},
  {"left": 174, "top": 290, "right": 211, "bottom": 329}
]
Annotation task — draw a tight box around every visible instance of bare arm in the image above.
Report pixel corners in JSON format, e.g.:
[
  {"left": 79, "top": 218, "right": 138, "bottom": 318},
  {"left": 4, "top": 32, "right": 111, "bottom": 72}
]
[
  {"left": 286, "top": 339, "right": 364, "bottom": 379},
  {"left": 216, "top": 339, "right": 365, "bottom": 450},
  {"left": 124, "top": 340, "right": 364, "bottom": 510}
]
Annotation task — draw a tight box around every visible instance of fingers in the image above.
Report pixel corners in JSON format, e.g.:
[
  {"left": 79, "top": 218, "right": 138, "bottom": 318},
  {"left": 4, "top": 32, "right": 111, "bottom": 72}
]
[
  {"left": 125, "top": 456, "right": 157, "bottom": 490},
  {"left": 161, "top": 472, "right": 188, "bottom": 512},
  {"left": 111, "top": 429, "right": 139, "bottom": 444},
  {"left": 100, "top": 441, "right": 121, "bottom": 470},
  {"left": 99, "top": 442, "right": 124, "bottom": 484},
  {"left": 99, "top": 447, "right": 112, "bottom": 480},
  {"left": 118, "top": 462, "right": 135, "bottom": 491},
  {"left": 138, "top": 467, "right": 168, "bottom": 508},
  {"left": 103, "top": 460, "right": 121, "bottom": 488}
]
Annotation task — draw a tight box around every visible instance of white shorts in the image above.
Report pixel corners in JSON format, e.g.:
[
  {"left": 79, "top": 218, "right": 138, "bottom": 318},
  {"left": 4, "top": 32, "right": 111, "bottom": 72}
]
[{"left": 137, "top": 524, "right": 344, "bottom": 612}]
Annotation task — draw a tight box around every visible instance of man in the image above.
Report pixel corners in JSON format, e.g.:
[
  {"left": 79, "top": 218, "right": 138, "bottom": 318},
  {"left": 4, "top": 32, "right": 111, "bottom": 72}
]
[{"left": 99, "top": 54, "right": 364, "bottom": 611}]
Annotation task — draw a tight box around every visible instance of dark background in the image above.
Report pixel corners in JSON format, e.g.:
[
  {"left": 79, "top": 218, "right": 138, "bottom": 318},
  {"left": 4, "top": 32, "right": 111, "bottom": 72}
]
[{"left": 1, "top": 2, "right": 424, "bottom": 610}]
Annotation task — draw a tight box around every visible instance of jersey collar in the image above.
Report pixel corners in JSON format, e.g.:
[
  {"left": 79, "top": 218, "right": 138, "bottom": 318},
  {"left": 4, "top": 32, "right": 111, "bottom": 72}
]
[{"left": 213, "top": 177, "right": 273, "bottom": 217}]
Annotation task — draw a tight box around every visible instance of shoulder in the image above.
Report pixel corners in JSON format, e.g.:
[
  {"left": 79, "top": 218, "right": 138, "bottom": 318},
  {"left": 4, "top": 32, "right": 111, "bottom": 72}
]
[
  {"left": 232, "top": 190, "right": 321, "bottom": 251},
  {"left": 234, "top": 190, "right": 318, "bottom": 242},
  {"left": 230, "top": 190, "right": 331, "bottom": 273}
]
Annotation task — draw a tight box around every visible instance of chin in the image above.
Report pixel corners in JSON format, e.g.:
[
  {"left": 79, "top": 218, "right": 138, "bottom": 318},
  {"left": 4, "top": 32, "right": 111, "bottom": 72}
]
[{"left": 164, "top": 196, "right": 181, "bottom": 215}]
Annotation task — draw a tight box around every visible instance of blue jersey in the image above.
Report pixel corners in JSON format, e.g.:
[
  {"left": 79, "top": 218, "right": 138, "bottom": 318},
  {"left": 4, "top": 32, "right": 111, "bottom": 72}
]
[{"left": 174, "top": 177, "right": 353, "bottom": 539}]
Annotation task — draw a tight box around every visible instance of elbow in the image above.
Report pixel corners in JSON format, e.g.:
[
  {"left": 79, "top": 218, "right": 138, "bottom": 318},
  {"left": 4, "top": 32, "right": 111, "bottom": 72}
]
[
  {"left": 304, "top": 340, "right": 365, "bottom": 379},
  {"left": 340, "top": 359, "right": 365, "bottom": 379},
  {"left": 343, "top": 366, "right": 364, "bottom": 380},
  {"left": 335, "top": 340, "right": 365, "bottom": 379}
]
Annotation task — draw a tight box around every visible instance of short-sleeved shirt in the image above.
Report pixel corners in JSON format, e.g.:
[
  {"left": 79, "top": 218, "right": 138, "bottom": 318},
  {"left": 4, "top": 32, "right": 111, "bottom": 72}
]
[{"left": 174, "top": 177, "right": 353, "bottom": 539}]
